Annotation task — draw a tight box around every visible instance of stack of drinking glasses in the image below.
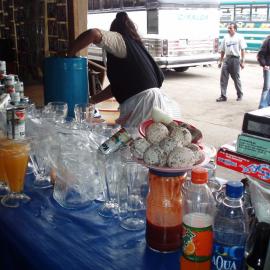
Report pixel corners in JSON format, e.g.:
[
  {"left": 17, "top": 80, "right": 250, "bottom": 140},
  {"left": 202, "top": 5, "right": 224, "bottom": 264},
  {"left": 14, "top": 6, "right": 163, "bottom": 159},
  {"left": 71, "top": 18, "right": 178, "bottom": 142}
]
[{"left": 98, "top": 148, "right": 149, "bottom": 231}]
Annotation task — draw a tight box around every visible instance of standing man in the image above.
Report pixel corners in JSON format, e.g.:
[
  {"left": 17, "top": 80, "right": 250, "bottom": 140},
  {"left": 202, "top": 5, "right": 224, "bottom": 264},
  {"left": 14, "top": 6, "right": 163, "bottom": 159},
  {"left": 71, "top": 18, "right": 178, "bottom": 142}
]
[
  {"left": 216, "top": 23, "right": 247, "bottom": 102},
  {"left": 257, "top": 35, "right": 270, "bottom": 108}
]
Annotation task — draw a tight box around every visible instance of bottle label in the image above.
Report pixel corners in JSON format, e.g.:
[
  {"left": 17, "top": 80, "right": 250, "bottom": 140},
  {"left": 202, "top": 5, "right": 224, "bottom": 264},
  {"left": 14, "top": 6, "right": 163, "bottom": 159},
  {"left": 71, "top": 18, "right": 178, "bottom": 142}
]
[
  {"left": 99, "top": 128, "right": 131, "bottom": 154},
  {"left": 211, "top": 242, "right": 245, "bottom": 270},
  {"left": 182, "top": 221, "right": 213, "bottom": 262}
]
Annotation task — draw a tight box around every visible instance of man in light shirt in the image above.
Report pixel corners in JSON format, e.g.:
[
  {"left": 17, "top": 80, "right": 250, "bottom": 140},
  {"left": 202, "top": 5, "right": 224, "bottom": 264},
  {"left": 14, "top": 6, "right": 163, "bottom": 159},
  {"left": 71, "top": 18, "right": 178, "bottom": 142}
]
[{"left": 216, "top": 23, "right": 247, "bottom": 102}]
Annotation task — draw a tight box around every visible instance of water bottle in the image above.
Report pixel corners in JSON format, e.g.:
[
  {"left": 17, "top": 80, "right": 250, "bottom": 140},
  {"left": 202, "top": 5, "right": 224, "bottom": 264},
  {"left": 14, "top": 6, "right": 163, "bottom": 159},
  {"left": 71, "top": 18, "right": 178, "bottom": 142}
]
[
  {"left": 181, "top": 166, "right": 215, "bottom": 270},
  {"left": 211, "top": 181, "right": 248, "bottom": 270}
]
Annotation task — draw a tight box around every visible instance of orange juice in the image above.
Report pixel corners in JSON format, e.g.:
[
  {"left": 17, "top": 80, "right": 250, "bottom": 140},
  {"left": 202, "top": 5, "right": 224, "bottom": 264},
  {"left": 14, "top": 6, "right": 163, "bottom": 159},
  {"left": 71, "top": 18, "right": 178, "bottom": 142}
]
[
  {"left": 0, "top": 152, "right": 7, "bottom": 182},
  {"left": 0, "top": 138, "right": 12, "bottom": 182},
  {"left": 2, "top": 141, "right": 29, "bottom": 193}
]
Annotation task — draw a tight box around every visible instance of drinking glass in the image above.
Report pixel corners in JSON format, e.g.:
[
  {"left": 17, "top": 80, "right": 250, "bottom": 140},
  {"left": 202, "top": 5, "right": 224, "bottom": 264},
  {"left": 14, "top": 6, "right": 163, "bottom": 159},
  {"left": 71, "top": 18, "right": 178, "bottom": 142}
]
[
  {"left": 46, "top": 102, "right": 68, "bottom": 123},
  {"left": 30, "top": 139, "right": 53, "bottom": 189},
  {"left": 119, "top": 162, "right": 148, "bottom": 231},
  {"left": 0, "top": 138, "right": 9, "bottom": 196},
  {"left": 1, "top": 140, "right": 31, "bottom": 208},
  {"left": 52, "top": 151, "right": 98, "bottom": 209},
  {"left": 98, "top": 154, "right": 124, "bottom": 218},
  {"left": 74, "top": 103, "right": 95, "bottom": 124}
]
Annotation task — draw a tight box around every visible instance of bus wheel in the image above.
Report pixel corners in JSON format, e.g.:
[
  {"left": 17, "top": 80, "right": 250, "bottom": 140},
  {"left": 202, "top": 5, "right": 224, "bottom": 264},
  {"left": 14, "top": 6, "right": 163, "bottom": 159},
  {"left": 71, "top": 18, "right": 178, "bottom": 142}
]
[{"left": 174, "top": 67, "right": 189, "bottom": 72}]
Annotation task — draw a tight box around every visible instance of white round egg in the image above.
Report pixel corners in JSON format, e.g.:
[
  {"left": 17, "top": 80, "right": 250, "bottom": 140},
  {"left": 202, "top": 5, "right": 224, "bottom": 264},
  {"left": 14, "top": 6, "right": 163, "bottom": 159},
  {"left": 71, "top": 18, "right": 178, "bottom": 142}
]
[
  {"left": 146, "top": 122, "right": 169, "bottom": 144},
  {"left": 167, "top": 146, "right": 195, "bottom": 168}
]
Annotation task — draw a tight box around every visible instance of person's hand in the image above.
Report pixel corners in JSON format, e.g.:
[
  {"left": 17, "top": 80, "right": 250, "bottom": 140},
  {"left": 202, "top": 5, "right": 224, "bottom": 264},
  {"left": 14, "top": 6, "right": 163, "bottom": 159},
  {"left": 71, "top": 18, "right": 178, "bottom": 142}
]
[
  {"left": 263, "top": 65, "right": 270, "bottom": 71},
  {"left": 218, "top": 62, "right": 222, "bottom": 68},
  {"left": 240, "top": 62, "right": 245, "bottom": 69}
]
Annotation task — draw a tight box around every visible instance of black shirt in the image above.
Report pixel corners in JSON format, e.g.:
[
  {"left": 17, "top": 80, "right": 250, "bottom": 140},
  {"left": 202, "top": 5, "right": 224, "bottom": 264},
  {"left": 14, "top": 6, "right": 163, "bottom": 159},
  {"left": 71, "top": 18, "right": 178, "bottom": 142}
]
[
  {"left": 106, "top": 36, "right": 164, "bottom": 104},
  {"left": 257, "top": 36, "right": 270, "bottom": 67}
]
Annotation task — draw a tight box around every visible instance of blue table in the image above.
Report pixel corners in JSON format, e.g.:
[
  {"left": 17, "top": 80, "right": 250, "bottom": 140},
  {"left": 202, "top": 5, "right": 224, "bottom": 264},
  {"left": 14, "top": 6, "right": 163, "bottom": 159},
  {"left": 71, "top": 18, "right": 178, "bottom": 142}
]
[{"left": 0, "top": 174, "right": 181, "bottom": 270}]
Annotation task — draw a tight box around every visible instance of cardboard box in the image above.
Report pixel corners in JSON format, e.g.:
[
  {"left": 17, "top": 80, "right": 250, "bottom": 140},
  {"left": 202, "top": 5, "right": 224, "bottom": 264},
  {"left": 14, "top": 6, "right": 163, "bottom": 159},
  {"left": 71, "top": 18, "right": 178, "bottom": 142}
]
[{"left": 216, "top": 143, "right": 270, "bottom": 184}]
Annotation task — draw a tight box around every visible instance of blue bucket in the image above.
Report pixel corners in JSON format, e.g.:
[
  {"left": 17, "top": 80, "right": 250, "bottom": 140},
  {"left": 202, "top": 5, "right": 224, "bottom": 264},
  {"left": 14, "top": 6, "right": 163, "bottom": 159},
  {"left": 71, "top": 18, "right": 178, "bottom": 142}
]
[{"left": 44, "top": 57, "right": 89, "bottom": 117}]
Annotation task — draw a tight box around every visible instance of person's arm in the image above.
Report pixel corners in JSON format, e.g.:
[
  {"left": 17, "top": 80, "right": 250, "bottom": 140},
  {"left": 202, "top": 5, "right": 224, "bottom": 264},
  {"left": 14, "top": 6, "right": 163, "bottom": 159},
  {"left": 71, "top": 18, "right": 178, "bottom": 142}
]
[
  {"left": 91, "top": 85, "right": 113, "bottom": 104},
  {"left": 240, "top": 49, "right": 245, "bottom": 69},
  {"left": 218, "top": 38, "right": 225, "bottom": 68},
  {"left": 68, "top": 29, "right": 102, "bottom": 56},
  {"left": 218, "top": 51, "right": 225, "bottom": 68}
]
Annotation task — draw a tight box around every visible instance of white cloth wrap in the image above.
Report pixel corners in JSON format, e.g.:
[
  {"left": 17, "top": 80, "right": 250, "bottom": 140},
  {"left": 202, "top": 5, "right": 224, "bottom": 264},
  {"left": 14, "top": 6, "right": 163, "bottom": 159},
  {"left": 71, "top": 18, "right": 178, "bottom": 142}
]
[{"left": 117, "top": 88, "right": 181, "bottom": 127}]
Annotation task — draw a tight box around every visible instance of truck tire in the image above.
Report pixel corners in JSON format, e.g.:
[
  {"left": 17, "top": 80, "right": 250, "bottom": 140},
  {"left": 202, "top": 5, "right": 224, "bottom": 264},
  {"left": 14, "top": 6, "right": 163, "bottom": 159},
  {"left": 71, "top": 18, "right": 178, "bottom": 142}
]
[{"left": 174, "top": 67, "right": 189, "bottom": 72}]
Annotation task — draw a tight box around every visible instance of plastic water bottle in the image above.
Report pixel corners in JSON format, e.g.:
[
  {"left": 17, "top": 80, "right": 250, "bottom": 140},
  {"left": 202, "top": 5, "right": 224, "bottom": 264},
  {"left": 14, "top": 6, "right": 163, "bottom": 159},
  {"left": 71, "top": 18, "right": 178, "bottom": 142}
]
[
  {"left": 211, "top": 181, "right": 248, "bottom": 270},
  {"left": 181, "top": 167, "right": 215, "bottom": 270}
]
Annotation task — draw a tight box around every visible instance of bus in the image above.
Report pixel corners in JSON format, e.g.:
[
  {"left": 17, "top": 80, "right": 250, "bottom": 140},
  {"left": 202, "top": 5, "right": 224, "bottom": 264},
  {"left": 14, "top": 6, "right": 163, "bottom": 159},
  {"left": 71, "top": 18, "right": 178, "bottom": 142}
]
[
  {"left": 87, "top": 0, "right": 220, "bottom": 72},
  {"left": 220, "top": 0, "right": 270, "bottom": 51}
]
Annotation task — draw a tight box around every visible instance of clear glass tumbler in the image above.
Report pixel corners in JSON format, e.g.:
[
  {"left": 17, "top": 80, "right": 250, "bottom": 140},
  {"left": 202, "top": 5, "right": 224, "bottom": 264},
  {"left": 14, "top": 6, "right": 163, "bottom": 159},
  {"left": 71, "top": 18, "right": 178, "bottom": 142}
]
[{"left": 1, "top": 139, "right": 31, "bottom": 208}]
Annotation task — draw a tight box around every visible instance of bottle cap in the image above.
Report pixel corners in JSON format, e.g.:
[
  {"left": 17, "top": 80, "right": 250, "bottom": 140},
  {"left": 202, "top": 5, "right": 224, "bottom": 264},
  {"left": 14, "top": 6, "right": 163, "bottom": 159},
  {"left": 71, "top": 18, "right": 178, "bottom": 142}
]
[
  {"left": 191, "top": 167, "right": 208, "bottom": 184},
  {"left": 226, "top": 181, "right": 244, "bottom": 198}
]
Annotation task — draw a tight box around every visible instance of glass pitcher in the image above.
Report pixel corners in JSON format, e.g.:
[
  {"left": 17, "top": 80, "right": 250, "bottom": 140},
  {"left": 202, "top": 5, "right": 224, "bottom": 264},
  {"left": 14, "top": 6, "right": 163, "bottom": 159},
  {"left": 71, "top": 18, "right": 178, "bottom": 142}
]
[{"left": 145, "top": 169, "right": 186, "bottom": 252}]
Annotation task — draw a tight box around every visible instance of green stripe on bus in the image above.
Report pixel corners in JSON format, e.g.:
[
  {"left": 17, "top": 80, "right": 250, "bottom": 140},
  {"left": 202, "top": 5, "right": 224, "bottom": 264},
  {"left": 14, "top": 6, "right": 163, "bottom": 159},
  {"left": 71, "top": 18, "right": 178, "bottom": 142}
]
[{"left": 221, "top": 1, "right": 269, "bottom": 4}]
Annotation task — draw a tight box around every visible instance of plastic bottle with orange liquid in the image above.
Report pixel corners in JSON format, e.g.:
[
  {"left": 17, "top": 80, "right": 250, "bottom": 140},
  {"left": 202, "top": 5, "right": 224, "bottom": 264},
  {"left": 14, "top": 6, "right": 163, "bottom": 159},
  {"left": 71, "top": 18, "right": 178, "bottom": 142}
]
[
  {"left": 145, "top": 170, "right": 186, "bottom": 252},
  {"left": 180, "top": 167, "right": 215, "bottom": 270}
]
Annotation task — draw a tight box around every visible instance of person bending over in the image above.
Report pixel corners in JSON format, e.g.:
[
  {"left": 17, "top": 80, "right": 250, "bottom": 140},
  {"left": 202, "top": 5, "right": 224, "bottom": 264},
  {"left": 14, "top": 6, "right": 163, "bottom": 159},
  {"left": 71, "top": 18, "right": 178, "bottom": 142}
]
[{"left": 68, "top": 12, "right": 174, "bottom": 127}]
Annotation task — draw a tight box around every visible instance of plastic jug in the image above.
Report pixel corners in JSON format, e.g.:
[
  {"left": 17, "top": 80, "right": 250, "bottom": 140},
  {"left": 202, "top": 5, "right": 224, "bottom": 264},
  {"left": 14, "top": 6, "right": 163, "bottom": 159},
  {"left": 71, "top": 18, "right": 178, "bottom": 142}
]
[
  {"left": 44, "top": 56, "right": 89, "bottom": 117},
  {"left": 145, "top": 169, "right": 186, "bottom": 252}
]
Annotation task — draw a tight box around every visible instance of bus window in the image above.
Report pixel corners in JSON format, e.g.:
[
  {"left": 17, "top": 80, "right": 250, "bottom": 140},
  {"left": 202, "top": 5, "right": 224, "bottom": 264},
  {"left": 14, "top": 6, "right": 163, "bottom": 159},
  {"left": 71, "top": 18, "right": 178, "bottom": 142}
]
[
  {"left": 103, "top": 0, "right": 112, "bottom": 9},
  {"left": 220, "top": 5, "right": 234, "bottom": 22},
  {"left": 123, "top": 0, "right": 134, "bottom": 8},
  {"left": 251, "top": 5, "right": 268, "bottom": 22},
  {"left": 112, "top": 0, "right": 121, "bottom": 9},
  {"left": 135, "top": 0, "right": 146, "bottom": 7},
  {"left": 235, "top": 5, "right": 251, "bottom": 22},
  {"left": 147, "top": 9, "right": 158, "bottom": 34},
  {"left": 88, "top": 0, "right": 101, "bottom": 10}
]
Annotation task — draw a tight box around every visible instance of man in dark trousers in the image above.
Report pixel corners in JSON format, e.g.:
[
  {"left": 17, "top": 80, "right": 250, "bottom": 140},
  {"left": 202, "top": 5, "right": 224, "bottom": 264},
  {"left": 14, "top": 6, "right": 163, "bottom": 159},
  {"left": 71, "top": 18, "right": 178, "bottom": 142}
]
[{"left": 216, "top": 23, "right": 247, "bottom": 102}]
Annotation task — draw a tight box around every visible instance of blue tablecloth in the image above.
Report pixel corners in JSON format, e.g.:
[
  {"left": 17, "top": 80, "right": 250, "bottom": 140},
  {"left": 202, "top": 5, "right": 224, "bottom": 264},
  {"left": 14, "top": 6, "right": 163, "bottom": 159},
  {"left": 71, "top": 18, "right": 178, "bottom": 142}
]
[{"left": 0, "top": 174, "right": 181, "bottom": 270}]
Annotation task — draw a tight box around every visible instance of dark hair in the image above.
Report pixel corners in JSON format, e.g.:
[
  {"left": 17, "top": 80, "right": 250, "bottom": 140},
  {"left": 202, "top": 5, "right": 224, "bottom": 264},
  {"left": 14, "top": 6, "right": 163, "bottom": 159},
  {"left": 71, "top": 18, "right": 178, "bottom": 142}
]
[
  {"left": 110, "top": 12, "right": 142, "bottom": 44},
  {"left": 229, "top": 22, "right": 237, "bottom": 31}
]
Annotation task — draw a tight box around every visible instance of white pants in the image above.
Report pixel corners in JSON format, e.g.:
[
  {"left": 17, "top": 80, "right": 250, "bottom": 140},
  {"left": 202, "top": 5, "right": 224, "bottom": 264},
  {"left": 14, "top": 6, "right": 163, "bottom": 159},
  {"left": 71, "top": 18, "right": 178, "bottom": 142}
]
[{"left": 117, "top": 88, "right": 181, "bottom": 127}]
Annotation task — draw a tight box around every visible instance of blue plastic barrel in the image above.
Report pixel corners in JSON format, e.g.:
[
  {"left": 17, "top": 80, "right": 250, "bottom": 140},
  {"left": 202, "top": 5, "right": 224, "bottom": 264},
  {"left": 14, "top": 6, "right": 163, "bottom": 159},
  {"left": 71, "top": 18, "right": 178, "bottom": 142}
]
[{"left": 44, "top": 57, "right": 89, "bottom": 117}]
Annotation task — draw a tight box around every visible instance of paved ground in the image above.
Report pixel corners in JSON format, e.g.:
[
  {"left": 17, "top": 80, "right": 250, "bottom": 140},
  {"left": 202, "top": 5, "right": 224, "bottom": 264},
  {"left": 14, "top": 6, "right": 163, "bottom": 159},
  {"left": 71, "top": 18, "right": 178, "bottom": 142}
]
[{"left": 162, "top": 58, "right": 262, "bottom": 180}]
